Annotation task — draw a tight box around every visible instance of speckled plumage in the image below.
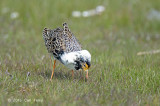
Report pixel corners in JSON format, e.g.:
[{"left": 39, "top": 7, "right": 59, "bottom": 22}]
[
  {"left": 42, "top": 23, "right": 81, "bottom": 59},
  {"left": 42, "top": 23, "right": 91, "bottom": 81}
]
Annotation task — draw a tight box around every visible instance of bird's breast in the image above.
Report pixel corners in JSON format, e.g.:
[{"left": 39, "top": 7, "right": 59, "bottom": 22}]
[{"left": 59, "top": 52, "right": 80, "bottom": 70}]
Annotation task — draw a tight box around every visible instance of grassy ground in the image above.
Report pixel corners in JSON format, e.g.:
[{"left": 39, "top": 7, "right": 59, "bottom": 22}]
[{"left": 0, "top": 0, "right": 160, "bottom": 105}]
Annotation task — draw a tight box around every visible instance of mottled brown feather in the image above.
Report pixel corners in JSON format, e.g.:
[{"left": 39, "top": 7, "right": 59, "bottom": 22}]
[{"left": 42, "top": 23, "right": 81, "bottom": 59}]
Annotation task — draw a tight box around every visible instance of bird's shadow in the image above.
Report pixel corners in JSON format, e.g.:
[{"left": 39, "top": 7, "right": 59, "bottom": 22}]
[{"left": 39, "top": 69, "right": 85, "bottom": 80}]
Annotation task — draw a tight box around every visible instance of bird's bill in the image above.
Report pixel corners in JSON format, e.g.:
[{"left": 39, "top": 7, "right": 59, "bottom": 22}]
[
  {"left": 82, "top": 63, "right": 89, "bottom": 80},
  {"left": 82, "top": 63, "right": 89, "bottom": 71}
]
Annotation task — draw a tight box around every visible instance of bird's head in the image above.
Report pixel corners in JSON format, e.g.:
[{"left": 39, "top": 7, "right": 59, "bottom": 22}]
[{"left": 74, "top": 50, "right": 91, "bottom": 71}]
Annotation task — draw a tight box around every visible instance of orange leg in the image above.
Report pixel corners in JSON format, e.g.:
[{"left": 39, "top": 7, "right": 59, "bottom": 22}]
[
  {"left": 85, "top": 70, "right": 88, "bottom": 80},
  {"left": 72, "top": 70, "right": 74, "bottom": 79},
  {"left": 50, "top": 60, "right": 56, "bottom": 81}
]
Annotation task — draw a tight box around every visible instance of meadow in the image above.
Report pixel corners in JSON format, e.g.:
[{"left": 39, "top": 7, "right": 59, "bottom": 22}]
[{"left": 0, "top": 0, "right": 160, "bottom": 105}]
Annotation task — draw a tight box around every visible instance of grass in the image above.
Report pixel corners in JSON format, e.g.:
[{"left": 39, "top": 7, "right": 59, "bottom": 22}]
[{"left": 0, "top": 0, "right": 160, "bottom": 105}]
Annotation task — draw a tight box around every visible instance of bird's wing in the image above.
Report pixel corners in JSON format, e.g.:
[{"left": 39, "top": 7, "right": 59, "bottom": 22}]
[
  {"left": 62, "top": 23, "right": 82, "bottom": 53},
  {"left": 42, "top": 23, "right": 81, "bottom": 58},
  {"left": 43, "top": 27, "right": 66, "bottom": 58}
]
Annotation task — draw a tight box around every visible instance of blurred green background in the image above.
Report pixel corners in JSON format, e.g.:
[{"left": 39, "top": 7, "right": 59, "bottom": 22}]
[{"left": 0, "top": 0, "right": 160, "bottom": 105}]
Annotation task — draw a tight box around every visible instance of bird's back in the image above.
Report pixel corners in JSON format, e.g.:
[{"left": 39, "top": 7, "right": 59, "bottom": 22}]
[{"left": 42, "top": 23, "right": 82, "bottom": 59}]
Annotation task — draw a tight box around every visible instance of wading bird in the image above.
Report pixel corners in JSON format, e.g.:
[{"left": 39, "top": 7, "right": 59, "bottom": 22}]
[{"left": 42, "top": 23, "right": 91, "bottom": 80}]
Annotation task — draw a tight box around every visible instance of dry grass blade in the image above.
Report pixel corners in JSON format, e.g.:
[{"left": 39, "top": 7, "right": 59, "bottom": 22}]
[{"left": 137, "top": 49, "right": 160, "bottom": 55}]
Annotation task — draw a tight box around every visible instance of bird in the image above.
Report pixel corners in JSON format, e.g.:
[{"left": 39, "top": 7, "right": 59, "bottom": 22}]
[{"left": 42, "top": 22, "right": 91, "bottom": 80}]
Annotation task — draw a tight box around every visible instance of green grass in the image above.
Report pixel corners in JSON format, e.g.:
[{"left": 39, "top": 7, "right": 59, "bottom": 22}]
[{"left": 0, "top": 0, "right": 160, "bottom": 105}]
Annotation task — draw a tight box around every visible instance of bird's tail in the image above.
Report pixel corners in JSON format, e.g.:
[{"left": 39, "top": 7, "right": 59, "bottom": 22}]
[
  {"left": 42, "top": 27, "right": 51, "bottom": 39},
  {"left": 42, "top": 28, "right": 53, "bottom": 53},
  {"left": 63, "top": 22, "right": 70, "bottom": 34}
]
